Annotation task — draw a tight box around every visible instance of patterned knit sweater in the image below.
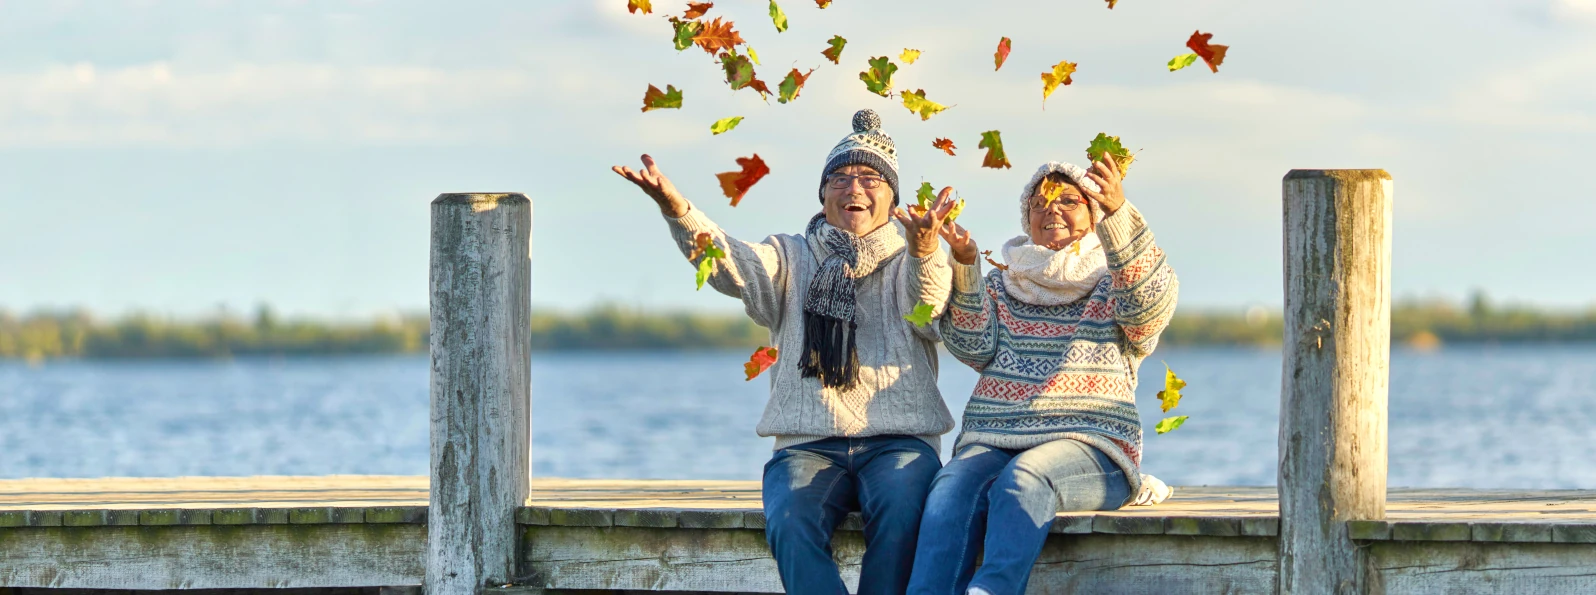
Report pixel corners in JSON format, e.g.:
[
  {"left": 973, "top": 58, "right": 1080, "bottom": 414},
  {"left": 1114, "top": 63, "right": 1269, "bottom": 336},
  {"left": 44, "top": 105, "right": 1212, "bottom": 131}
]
[
  {"left": 665, "top": 203, "right": 957, "bottom": 453},
  {"left": 939, "top": 203, "right": 1178, "bottom": 495}
]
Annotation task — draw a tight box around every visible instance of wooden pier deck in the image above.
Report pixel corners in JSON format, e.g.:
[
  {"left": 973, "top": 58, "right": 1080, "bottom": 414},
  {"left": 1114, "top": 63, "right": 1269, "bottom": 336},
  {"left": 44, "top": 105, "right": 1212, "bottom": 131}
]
[{"left": 5, "top": 476, "right": 1596, "bottom": 593}]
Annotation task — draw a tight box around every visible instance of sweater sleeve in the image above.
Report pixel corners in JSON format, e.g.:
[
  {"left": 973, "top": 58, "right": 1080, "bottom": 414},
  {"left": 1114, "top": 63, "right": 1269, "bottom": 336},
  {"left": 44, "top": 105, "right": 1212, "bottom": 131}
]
[
  {"left": 899, "top": 247, "right": 953, "bottom": 342},
  {"left": 937, "top": 260, "right": 998, "bottom": 370},
  {"left": 664, "top": 203, "right": 787, "bottom": 329},
  {"left": 1095, "top": 202, "right": 1179, "bottom": 359}
]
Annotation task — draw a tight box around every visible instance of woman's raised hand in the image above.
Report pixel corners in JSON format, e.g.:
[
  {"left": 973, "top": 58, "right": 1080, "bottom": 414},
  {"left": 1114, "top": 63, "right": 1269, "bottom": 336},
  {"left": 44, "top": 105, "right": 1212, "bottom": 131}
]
[
  {"left": 1083, "top": 155, "right": 1127, "bottom": 216},
  {"left": 612, "top": 154, "right": 690, "bottom": 218},
  {"left": 938, "top": 222, "right": 979, "bottom": 266},
  {"left": 893, "top": 186, "right": 956, "bottom": 258}
]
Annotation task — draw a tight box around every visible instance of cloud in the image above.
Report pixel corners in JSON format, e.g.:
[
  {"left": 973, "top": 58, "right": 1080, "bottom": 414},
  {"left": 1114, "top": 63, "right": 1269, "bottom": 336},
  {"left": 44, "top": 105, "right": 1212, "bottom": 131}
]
[{"left": 1551, "top": 0, "right": 1596, "bottom": 22}]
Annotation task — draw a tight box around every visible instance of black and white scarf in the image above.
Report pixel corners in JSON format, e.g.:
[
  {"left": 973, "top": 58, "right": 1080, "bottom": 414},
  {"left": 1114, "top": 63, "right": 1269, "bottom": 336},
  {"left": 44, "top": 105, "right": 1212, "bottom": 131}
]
[{"left": 799, "top": 214, "right": 905, "bottom": 388}]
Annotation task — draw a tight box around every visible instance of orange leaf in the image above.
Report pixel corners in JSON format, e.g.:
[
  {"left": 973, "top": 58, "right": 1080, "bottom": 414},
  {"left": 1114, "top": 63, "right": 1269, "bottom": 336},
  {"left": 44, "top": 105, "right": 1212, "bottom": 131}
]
[
  {"left": 716, "top": 154, "right": 770, "bottom": 206},
  {"left": 982, "top": 250, "right": 1009, "bottom": 271},
  {"left": 627, "top": 0, "right": 652, "bottom": 14},
  {"left": 693, "top": 17, "right": 745, "bottom": 55},
  {"left": 815, "top": 0, "right": 832, "bottom": 6},
  {"left": 744, "top": 346, "right": 780, "bottom": 380},
  {"left": 1105, "top": 0, "right": 1118, "bottom": 7},
  {"left": 932, "top": 138, "right": 957, "bottom": 156},
  {"left": 994, "top": 37, "right": 1012, "bottom": 71},
  {"left": 684, "top": 1, "right": 713, "bottom": 18},
  {"left": 822, "top": 35, "right": 847, "bottom": 64},
  {"left": 640, "top": 84, "right": 683, "bottom": 112},
  {"left": 1185, "top": 30, "right": 1229, "bottom": 73}
]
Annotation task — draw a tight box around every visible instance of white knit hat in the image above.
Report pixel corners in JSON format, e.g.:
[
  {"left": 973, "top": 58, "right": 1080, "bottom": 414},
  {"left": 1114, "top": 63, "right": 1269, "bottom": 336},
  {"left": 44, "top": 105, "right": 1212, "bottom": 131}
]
[{"left": 1019, "top": 161, "right": 1104, "bottom": 232}]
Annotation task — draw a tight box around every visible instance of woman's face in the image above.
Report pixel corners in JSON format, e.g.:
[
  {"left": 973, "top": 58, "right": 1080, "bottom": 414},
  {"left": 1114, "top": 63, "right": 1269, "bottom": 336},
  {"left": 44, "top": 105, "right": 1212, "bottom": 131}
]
[
  {"left": 1027, "top": 180, "right": 1093, "bottom": 248},
  {"left": 822, "top": 164, "right": 895, "bottom": 235}
]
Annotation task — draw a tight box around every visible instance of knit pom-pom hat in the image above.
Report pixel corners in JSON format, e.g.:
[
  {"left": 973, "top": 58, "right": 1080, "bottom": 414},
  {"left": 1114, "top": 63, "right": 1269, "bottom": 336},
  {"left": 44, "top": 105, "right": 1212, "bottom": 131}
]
[
  {"left": 819, "top": 109, "right": 900, "bottom": 205},
  {"left": 1019, "top": 161, "right": 1105, "bottom": 233}
]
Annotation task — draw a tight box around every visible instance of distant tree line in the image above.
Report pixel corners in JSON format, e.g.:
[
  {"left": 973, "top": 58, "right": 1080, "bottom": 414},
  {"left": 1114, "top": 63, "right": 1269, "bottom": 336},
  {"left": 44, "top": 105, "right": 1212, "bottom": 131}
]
[{"left": 3, "top": 294, "right": 1594, "bottom": 361}]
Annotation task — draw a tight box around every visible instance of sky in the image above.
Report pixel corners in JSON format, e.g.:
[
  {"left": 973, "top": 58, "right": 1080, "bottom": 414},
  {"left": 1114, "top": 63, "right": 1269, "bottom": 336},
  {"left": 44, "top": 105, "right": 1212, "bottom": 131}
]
[{"left": 1, "top": 0, "right": 1594, "bottom": 318}]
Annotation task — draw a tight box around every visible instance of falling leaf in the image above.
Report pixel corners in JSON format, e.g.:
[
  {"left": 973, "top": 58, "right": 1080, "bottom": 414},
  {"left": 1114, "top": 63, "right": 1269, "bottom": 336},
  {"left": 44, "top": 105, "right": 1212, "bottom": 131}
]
[
  {"left": 669, "top": 18, "right": 702, "bottom": 51},
  {"left": 904, "top": 301, "right": 935, "bottom": 327},
  {"left": 778, "top": 68, "right": 814, "bottom": 104},
  {"left": 1040, "top": 60, "right": 1077, "bottom": 108},
  {"left": 916, "top": 182, "right": 936, "bottom": 211},
  {"left": 768, "top": 0, "right": 788, "bottom": 32},
  {"left": 744, "top": 346, "right": 780, "bottom": 380},
  {"left": 945, "top": 198, "right": 966, "bottom": 223},
  {"left": 693, "top": 17, "right": 745, "bottom": 55},
  {"left": 691, "top": 232, "right": 728, "bottom": 290},
  {"left": 710, "top": 116, "right": 744, "bottom": 135},
  {"left": 859, "top": 56, "right": 898, "bottom": 97},
  {"left": 1038, "top": 177, "right": 1070, "bottom": 205},
  {"left": 627, "top": 0, "right": 652, "bottom": 14},
  {"left": 1185, "top": 30, "right": 1229, "bottom": 73},
  {"left": 900, "top": 49, "right": 922, "bottom": 64},
  {"left": 748, "top": 46, "right": 761, "bottom": 64},
  {"left": 1167, "top": 53, "right": 1199, "bottom": 72},
  {"left": 640, "top": 84, "right": 683, "bottom": 112},
  {"left": 932, "top": 138, "right": 957, "bottom": 156},
  {"left": 1071, "top": 240, "right": 1081, "bottom": 255},
  {"left": 1157, "top": 363, "right": 1188, "bottom": 412},
  {"left": 719, "top": 50, "right": 771, "bottom": 97},
  {"left": 994, "top": 37, "right": 1012, "bottom": 71},
  {"left": 900, "top": 88, "right": 950, "bottom": 121},
  {"left": 816, "top": 0, "right": 832, "bottom": 6},
  {"left": 982, "top": 250, "right": 1009, "bottom": 271},
  {"left": 822, "top": 35, "right": 847, "bottom": 64},
  {"left": 716, "top": 154, "right": 771, "bottom": 206},
  {"left": 684, "top": 1, "right": 713, "bottom": 18},
  {"left": 1105, "top": 0, "right": 1118, "bottom": 7},
  {"left": 1154, "top": 415, "right": 1188, "bottom": 435},
  {"left": 1086, "top": 132, "right": 1136, "bottom": 178},
  {"left": 978, "top": 130, "right": 1012, "bottom": 169}
]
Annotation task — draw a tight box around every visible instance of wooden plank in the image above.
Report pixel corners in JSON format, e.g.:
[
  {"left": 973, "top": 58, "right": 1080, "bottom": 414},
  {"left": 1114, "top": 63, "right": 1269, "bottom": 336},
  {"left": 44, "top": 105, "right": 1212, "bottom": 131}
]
[
  {"left": 366, "top": 506, "right": 427, "bottom": 524},
  {"left": 1471, "top": 523, "right": 1552, "bottom": 543},
  {"left": 613, "top": 509, "right": 677, "bottom": 528},
  {"left": 1391, "top": 522, "right": 1471, "bottom": 542},
  {"left": 1163, "top": 516, "right": 1241, "bottom": 537},
  {"left": 1371, "top": 541, "right": 1596, "bottom": 594}
]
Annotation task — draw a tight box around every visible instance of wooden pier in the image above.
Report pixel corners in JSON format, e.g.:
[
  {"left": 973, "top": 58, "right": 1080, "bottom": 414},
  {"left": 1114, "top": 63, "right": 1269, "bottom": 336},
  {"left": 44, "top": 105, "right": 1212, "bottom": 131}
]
[{"left": 6, "top": 173, "right": 1596, "bottom": 593}]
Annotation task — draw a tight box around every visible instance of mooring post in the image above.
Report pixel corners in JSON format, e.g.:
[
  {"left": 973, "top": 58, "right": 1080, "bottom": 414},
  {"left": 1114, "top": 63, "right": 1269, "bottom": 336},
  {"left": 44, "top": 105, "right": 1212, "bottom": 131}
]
[
  {"left": 1278, "top": 170, "right": 1392, "bottom": 595},
  {"left": 427, "top": 193, "right": 532, "bottom": 595}
]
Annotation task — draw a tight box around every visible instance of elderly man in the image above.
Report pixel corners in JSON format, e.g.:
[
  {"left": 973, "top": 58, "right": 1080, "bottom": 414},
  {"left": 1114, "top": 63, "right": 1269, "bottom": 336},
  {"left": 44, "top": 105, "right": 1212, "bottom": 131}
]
[{"left": 612, "top": 109, "right": 956, "bottom": 594}]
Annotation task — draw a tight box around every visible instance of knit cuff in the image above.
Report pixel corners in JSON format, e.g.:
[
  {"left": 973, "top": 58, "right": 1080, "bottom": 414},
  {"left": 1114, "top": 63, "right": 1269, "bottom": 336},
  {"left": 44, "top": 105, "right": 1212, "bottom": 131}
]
[
  {"left": 1095, "top": 202, "right": 1147, "bottom": 254},
  {"left": 951, "top": 260, "right": 984, "bottom": 294},
  {"left": 664, "top": 202, "right": 718, "bottom": 248}
]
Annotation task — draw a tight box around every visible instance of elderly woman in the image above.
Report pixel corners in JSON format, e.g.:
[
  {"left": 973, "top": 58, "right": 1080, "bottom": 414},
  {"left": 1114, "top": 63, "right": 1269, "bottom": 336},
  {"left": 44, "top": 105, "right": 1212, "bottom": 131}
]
[{"left": 905, "top": 157, "right": 1178, "bottom": 595}]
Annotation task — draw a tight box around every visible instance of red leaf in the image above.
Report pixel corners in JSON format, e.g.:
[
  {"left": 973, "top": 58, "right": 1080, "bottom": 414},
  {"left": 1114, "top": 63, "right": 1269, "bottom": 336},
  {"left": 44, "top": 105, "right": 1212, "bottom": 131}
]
[
  {"left": 932, "top": 138, "right": 957, "bottom": 156},
  {"left": 815, "top": 0, "right": 832, "bottom": 6},
  {"left": 994, "top": 37, "right": 1012, "bottom": 71},
  {"left": 744, "top": 346, "right": 779, "bottom": 380},
  {"left": 1185, "top": 30, "right": 1229, "bottom": 73},
  {"left": 683, "top": 1, "right": 713, "bottom": 18},
  {"left": 716, "top": 154, "right": 770, "bottom": 206}
]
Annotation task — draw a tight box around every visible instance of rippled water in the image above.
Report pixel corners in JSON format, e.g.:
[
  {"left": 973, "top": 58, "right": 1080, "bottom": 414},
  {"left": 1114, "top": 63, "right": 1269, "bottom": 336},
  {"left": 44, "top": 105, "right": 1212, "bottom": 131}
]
[{"left": 3, "top": 346, "right": 1595, "bottom": 488}]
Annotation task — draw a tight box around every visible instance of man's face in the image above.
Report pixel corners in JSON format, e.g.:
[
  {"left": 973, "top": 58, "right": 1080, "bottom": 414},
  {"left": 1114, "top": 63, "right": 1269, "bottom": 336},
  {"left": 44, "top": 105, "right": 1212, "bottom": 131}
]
[{"left": 822, "top": 164, "right": 895, "bottom": 236}]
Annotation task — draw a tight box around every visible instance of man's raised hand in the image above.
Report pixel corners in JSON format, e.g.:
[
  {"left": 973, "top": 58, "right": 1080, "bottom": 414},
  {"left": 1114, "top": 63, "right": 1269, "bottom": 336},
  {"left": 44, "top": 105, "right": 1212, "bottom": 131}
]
[
  {"left": 893, "top": 185, "right": 956, "bottom": 258},
  {"left": 612, "top": 154, "right": 690, "bottom": 218}
]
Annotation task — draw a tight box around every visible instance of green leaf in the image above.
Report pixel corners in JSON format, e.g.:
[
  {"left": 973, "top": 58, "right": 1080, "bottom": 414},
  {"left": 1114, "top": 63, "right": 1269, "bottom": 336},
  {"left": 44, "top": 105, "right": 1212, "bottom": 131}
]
[
  {"left": 903, "top": 301, "right": 935, "bottom": 327},
  {"left": 822, "top": 35, "right": 847, "bottom": 64},
  {"left": 1154, "top": 415, "right": 1188, "bottom": 435},
  {"left": 899, "top": 88, "right": 949, "bottom": 121},
  {"left": 1157, "top": 363, "right": 1187, "bottom": 413},
  {"left": 710, "top": 116, "right": 744, "bottom": 135},
  {"left": 721, "top": 50, "right": 755, "bottom": 91},
  {"left": 945, "top": 198, "right": 965, "bottom": 223},
  {"left": 641, "top": 84, "right": 683, "bottom": 112},
  {"left": 777, "top": 68, "right": 814, "bottom": 104},
  {"left": 1085, "top": 132, "right": 1136, "bottom": 178},
  {"left": 670, "top": 18, "right": 702, "bottom": 51},
  {"left": 916, "top": 182, "right": 935, "bottom": 210},
  {"left": 978, "top": 130, "right": 1011, "bottom": 169},
  {"left": 859, "top": 56, "right": 897, "bottom": 97},
  {"left": 696, "top": 257, "right": 714, "bottom": 290},
  {"left": 768, "top": 0, "right": 788, "bottom": 33},
  {"left": 1167, "top": 53, "right": 1199, "bottom": 72}
]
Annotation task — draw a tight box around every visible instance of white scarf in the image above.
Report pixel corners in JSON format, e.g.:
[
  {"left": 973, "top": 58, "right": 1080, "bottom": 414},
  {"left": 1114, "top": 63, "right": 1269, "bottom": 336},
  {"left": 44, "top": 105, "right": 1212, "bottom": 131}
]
[{"left": 999, "top": 231, "right": 1108, "bottom": 306}]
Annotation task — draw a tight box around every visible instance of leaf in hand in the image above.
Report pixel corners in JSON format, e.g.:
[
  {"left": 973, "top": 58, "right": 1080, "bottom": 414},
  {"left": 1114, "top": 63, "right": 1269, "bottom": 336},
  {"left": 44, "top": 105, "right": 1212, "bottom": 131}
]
[
  {"left": 710, "top": 116, "right": 743, "bottom": 135},
  {"left": 915, "top": 182, "right": 936, "bottom": 211},
  {"left": 641, "top": 84, "right": 683, "bottom": 112},
  {"left": 744, "top": 346, "right": 780, "bottom": 380},
  {"left": 1157, "top": 363, "right": 1188, "bottom": 413},
  {"left": 994, "top": 37, "right": 1012, "bottom": 71},
  {"left": 899, "top": 88, "right": 950, "bottom": 121},
  {"left": 627, "top": 0, "right": 652, "bottom": 14},
  {"left": 932, "top": 138, "right": 957, "bottom": 156},
  {"left": 669, "top": 18, "right": 702, "bottom": 51},
  {"left": 768, "top": 0, "right": 788, "bottom": 32},
  {"left": 683, "top": 2, "right": 713, "bottom": 18},
  {"left": 822, "top": 35, "right": 847, "bottom": 64},
  {"left": 1167, "top": 53, "right": 1198, "bottom": 72},
  {"left": 693, "top": 17, "right": 745, "bottom": 55},
  {"left": 716, "top": 154, "right": 771, "bottom": 207},
  {"left": 1154, "top": 415, "right": 1188, "bottom": 435},
  {"left": 777, "top": 68, "right": 814, "bottom": 104},
  {"left": 859, "top": 56, "right": 898, "bottom": 97},
  {"left": 1086, "top": 132, "right": 1136, "bottom": 178},
  {"left": 978, "top": 130, "right": 1012, "bottom": 169},
  {"left": 945, "top": 198, "right": 965, "bottom": 224},
  {"left": 900, "top": 48, "right": 922, "bottom": 64},
  {"left": 982, "top": 250, "right": 1009, "bottom": 271},
  {"left": 903, "top": 301, "right": 935, "bottom": 327},
  {"left": 1185, "top": 30, "right": 1229, "bottom": 73},
  {"left": 1040, "top": 60, "right": 1077, "bottom": 108}
]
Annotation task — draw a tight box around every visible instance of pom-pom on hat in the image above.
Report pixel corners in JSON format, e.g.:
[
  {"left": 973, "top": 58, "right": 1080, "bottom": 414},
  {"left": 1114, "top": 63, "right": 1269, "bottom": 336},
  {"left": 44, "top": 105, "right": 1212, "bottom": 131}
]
[{"left": 819, "top": 109, "right": 900, "bottom": 205}]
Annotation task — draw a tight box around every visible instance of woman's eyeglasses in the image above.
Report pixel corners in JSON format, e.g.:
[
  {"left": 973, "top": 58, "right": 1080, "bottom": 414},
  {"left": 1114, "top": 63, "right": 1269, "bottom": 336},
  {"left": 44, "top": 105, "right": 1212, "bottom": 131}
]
[
  {"left": 826, "top": 173, "right": 886, "bottom": 190},
  {"left": 1029, "top": 196, "right": 1085, "bottom": 212}
]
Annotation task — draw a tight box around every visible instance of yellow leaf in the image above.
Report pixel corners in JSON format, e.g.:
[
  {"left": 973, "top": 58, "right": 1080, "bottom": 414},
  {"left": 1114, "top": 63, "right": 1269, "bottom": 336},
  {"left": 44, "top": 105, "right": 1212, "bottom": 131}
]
[
  {"left": 1071, "top": 240, "right": 1081, "bottom": 255},
  {"left": 899, "top": 88, "right": 949, "bottom": 121},
  {"left": 1040, "top": 60, "right": 1077, "bottom": 109},
  {"left": 900, "top": 48, "right": 922, "bottom": 64},
  {"left": 1157, "top": 363, "right": 1187, "bottom": 413},
  {"left": 627, "top": 0, "right": 652, "bottom": 14}
]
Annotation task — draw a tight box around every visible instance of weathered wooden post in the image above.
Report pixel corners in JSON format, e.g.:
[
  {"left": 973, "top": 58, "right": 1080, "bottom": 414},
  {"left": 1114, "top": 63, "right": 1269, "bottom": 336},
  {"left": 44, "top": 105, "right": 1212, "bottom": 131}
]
[
  {"left": 1278, "top": 170, "right": 1392, "bottom": 595},
  {"left": 428, "top": 193, "right": 532, "bottom": 595}
]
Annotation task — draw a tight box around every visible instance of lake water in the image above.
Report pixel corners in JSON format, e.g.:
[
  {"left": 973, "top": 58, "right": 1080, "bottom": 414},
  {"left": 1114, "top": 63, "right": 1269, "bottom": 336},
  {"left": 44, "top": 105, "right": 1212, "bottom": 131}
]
[{"left": 3, "top": 346, "right": 1595, "bottom": 489}]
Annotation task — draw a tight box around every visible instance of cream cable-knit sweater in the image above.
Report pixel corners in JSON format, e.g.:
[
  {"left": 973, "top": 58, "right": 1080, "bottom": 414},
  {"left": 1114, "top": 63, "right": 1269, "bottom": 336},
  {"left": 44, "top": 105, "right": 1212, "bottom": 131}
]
[{"left": 665, "top": 203, "right": 956, "bottom": 453}]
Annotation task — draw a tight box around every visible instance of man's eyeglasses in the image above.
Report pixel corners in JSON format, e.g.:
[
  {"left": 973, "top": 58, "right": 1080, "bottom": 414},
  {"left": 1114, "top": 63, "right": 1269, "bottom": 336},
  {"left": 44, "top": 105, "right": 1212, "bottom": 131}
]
[
  {"left": 1029, "top": 196, "right": 1085, "bottom": 212},
  {"left": 826, "top": 173, "right": 887, "bottom": 190}
]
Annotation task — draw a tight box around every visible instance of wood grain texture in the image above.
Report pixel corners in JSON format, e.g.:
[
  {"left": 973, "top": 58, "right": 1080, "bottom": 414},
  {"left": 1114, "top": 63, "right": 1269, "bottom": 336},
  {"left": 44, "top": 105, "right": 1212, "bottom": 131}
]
[
  {"left": 429, "top": 193, "right": 533, "bottom": 595},
  {"left": 1279, "top": 169, "right": 1394, "bottom": 595}
]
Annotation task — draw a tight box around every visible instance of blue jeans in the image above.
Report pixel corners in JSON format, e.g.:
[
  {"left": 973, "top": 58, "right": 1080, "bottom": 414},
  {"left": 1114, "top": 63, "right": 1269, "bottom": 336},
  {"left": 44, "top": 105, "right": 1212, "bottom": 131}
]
[
  {"left": 906, "top": 439, "right": 1131, "bottom": 595},
  {"left": 762, "top": 435, "right": 942, "bottom": 595}
]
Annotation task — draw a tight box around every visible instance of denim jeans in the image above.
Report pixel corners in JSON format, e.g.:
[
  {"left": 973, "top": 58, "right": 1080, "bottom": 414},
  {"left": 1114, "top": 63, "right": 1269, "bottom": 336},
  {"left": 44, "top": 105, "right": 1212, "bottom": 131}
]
[
  {"left": 762, "top": 435, "right": 942, "bottom": 595},
  {"left": 906, "top": 439, "right": 1131, "bottom": 595}
]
